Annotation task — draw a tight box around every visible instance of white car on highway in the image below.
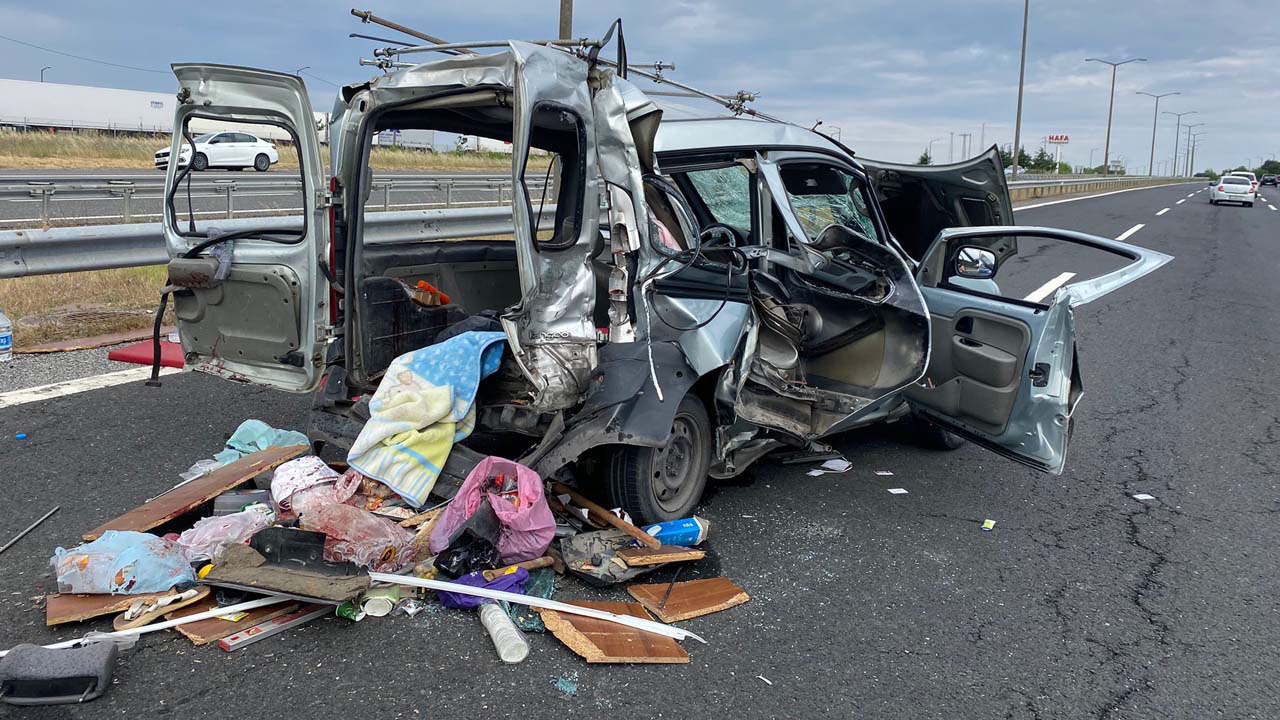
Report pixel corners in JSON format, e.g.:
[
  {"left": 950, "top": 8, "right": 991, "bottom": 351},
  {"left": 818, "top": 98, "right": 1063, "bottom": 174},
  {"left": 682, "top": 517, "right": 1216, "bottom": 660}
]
[
  {"left": 154, "top": 132, "right": 279, "bottom": 172},
  {"left": 1210, "top": 174, "right": 1256, "bottom": 207},
  {"left": 1227, "top": 171, "right": 1258, "bottom": 194}
]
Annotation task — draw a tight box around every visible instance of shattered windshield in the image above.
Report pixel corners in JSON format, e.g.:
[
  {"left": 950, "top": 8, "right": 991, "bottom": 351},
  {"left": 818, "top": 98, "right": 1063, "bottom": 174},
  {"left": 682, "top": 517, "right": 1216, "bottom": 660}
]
[
  {"left": 684, "top": 165, "right": 751, "bottom": 235},
  {"left": 779, "top": 163, "right": 880, "bottom": 243}
]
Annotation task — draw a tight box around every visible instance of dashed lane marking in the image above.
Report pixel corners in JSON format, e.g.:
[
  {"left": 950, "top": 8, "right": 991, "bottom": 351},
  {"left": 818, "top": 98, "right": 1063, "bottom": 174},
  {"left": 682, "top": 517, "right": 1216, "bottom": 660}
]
[
  {"left": 1156, "top": 208, "right": 1170, "bottom": 216},
  {"left": 0, "top": 367, "right": 183, "bottom": 409},
  {"left": 1023, "top": 272, "right": 1078, "bottom": 303},
  {"left": 1116, "top": 223, "right": 1145, "bottom": 242},
  {"left": 1176, "top": 199, "right": 1186, "bottom": 204}
]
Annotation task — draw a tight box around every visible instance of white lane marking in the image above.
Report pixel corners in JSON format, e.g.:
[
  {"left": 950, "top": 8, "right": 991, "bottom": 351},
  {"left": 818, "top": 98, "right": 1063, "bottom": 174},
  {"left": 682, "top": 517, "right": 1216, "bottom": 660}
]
[
  {"left": 0, "top": 367, "right": 182, "bottom": 409},
  {"left": 1156, "top": 208, "right": 1170, "bottom": 216},
  {"left": 1023, "top": 272, "right": 1078, "bottom": 303},
  {"left": 1015, "top": 181, "right": 1199, "bottom": 211},
  {"left": 1270, "top": 205, "right": 1277, "bottom": 211},
  {"left": 1176, "top": 199, "right": 1186, "bottom": 205},
  {"left": 1116, "top": 223, "right": 1145, "bottom": 242},
  {"left": 1186, "top": 193, "right": 1195, "bottom": 198}
]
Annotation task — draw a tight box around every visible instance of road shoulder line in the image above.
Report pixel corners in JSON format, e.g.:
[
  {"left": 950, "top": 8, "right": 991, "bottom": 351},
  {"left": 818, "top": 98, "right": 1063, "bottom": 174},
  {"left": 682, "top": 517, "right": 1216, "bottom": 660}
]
[{"left": 0, "top": 367, "right": 182, "bottom": 409}]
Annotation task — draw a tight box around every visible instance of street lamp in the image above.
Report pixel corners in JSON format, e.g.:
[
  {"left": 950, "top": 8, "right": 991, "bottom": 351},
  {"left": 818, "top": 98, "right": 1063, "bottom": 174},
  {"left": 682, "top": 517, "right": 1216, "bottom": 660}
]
[
  {"left": 1011, "top": 0, "right": 1030, "bottom": 180},
  {"left": 826, "top": 125, "right": 841, "bottom": 142},
  {"left": 40, "top": 66, "right": 51, "bottom": 82},
  {"left": 1085, "top": 57, "right": 1147, "bottom": 176},
  {"left": 1182, "top": 123, "right": 1205, "bottom": 176},
  {"left": 1161, "top": 110, "right": 1196, "bottom": 178},
  {"left": 1089, "top": 147, "right": 1101, "bottom": 169},
  {"left": 1136, "top": 91, "right": 1178, "bottom": 177},
  {"left": 294, "top": 66, "right": 310, "bottom": 76},
  {"left": 927, "top": 137, "right": 941, "bottom": 162},
  {"left": 1189, "top": 132, "right": 1206, "bottom": 176}
]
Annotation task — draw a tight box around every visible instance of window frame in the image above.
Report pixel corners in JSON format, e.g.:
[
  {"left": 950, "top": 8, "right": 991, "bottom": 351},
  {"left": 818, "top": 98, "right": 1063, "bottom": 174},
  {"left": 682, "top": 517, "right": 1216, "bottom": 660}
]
[{"left": 773, "top": 157, "right": 886, "bottom": 246}]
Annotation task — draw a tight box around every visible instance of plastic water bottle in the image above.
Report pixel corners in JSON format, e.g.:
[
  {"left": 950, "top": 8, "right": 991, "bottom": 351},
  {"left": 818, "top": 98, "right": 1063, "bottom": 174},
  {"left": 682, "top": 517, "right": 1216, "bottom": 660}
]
[
  {"left": 479, "top": 603, "right": 529, "bottom": 663},
  {"left": 0, "top": 307, "right": 12, "bottom": 362}
]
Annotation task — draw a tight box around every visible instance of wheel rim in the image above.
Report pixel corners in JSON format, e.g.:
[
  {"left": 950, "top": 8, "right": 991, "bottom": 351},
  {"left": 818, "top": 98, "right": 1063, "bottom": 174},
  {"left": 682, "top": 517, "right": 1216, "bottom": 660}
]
[
  {"left": 194, "top": 155, "right": 207, "bottom": 170},
  {"left": 650, "top": 412, "right": 705, "bottom": 514},
  {"left": 255, "top": 155, "right": 268, "bottom": 170}
]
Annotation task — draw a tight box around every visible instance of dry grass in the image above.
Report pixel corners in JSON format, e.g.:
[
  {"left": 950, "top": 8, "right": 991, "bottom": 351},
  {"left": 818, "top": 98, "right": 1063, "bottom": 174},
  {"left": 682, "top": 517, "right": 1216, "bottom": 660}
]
[
  {"left": 0, "top": 266, "right": 170, "bottom": 348},
  {"left": 0, "top": 129, "right": 529, "bottom": 172}
]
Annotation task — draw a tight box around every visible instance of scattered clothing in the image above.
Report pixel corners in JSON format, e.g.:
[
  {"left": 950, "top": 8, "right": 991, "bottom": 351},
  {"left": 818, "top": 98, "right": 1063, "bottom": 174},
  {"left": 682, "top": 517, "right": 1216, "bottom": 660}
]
[
  {"left": 348, "top": 331, "right": 507, "bottom": 508},
  {"left": 214, "top": 419, "right": 309, "bottom": 465}
]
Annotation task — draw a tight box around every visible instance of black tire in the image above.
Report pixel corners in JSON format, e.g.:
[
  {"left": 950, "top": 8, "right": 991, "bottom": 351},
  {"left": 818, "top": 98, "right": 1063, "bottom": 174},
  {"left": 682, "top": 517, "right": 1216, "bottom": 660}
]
[
  {"left": 605, "top": 395, "right": 712, "bottom": 524},
  {"left": 913, "top": 414, "right": 966, "bottom": 450},
  {"left": 1248, "top": 202, "right": 1254, "bottom": 207},
  {"left": 254, "top": 154, "right": 270, "bottom": 172},
  {"left": 191, "top": 152, "right": 208, "bottom": 171},
  {"left": 1209, "top": 199, "right": 1216, "bottom": 205}
]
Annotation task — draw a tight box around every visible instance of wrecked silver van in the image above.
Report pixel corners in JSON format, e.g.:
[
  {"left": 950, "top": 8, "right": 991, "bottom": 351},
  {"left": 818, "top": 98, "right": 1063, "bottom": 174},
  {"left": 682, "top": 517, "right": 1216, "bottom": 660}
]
[{"left": 159, "top": 38, "right": 1171, "bottom": 522}]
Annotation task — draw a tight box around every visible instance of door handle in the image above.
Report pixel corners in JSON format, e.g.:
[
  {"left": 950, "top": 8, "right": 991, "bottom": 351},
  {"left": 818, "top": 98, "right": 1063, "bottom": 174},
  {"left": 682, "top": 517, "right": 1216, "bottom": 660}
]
[{"left": 957, "top": 336, "right": 982, "bottom": 348}]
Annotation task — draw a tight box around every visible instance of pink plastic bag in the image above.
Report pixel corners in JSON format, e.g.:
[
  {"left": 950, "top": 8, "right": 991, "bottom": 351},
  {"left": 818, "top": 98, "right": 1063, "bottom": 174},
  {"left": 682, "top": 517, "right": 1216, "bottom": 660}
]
[
  {"left": 302, "top": 503, "right": 415, "bottom": 572},
  {"left": 428, "top": 457, "right": 555, "bottom": 565}
]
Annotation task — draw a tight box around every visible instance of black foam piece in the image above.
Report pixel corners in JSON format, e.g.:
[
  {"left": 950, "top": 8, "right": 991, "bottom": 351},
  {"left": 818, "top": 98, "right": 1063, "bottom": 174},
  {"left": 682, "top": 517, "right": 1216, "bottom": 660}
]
[{"left": 0, "top": 641, "right": 118, "bottom": 706}]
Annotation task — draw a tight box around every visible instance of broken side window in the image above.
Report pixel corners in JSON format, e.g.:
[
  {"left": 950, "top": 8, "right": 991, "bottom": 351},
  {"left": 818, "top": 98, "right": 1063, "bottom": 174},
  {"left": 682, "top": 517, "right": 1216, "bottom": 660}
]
[
  {"left": 521, "top": 104, "right": 586, "bottom": 251},
  {"left": 777, "top": 163, "right": 880, "bottom": 244},
  {"left": 683, "top": 164, "right": 752, "bottom": 237}
]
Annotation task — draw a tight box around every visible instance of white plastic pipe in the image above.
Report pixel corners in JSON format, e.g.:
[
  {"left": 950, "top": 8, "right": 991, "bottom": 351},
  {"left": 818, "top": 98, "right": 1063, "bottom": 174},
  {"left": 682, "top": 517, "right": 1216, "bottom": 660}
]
[
  {"left": 0, "top": 596, "right": 290, "bottom": 658},
  {"left": 369, "top": 571, "right": 706, "bottom": 643}
]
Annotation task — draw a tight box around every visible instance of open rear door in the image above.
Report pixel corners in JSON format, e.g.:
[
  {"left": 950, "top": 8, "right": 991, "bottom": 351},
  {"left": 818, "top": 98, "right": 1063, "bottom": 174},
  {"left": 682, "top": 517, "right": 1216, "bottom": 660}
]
[
  {"left": 860, "top": 147, "right": 1014, "bottom": 262},
  {"left": 907, "top": 226, "right": 1171, "bottom": 473},
  {"left": 162, "top": 64, "right": 329, "bottom": 392}
]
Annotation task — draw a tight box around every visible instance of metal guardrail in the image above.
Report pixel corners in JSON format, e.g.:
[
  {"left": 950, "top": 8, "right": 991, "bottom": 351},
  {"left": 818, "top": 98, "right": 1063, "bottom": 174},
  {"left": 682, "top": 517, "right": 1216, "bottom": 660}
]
[
  {"left": 0, "top": 175, "right": 545, "bottom": 227},
  {"left": 0, "top": 205, "right": 553, "bottom": 279},
  {"left": 1008, "top": 175, "right": 1176, "bottom": 187}
]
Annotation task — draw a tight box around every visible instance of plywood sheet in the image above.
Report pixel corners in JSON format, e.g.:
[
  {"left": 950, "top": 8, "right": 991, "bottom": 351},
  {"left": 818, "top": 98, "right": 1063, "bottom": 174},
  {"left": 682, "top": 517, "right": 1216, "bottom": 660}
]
[
  {"left": 538, "top": 601, "right": 689, "bottom": 664},
  {"left": 83, "top": 445, "right": 308, "bottom": 541},
  {"left": 626, "top": 577, "right": 749, "bottom": 623},
  {"left": 617, "top": 545, "right": 707, "bottom": 567},
  {"left": 165, "top": 597, "right": 301, "bottom": 646},
  {"left": 46, "top": 590, "right": 172, "bottom": 626}
]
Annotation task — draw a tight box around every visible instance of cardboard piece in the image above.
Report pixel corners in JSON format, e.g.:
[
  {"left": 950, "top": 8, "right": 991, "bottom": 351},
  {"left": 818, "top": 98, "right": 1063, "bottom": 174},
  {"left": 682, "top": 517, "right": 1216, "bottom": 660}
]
[
  {"left": 46, "top": 590, "right": 173, "bottom": 626},
  {"left": 617, "top": 545, "right": 707, "bottom": 567},
  {"left": 626, "top": 577, "right": 750, "bottom": 623},
  {"left": 165, "top": 597, "right": 300, "bottom": 646},
  {"left": 83, "top": 445, "right": 307, "bottom": 541},
  {"left": 538, "top": 601, "right": 689, "bottom": 664}
]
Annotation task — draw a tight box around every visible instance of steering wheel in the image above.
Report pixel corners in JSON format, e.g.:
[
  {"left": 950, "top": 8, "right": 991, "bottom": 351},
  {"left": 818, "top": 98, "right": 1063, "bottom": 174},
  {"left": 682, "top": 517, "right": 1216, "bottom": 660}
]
[{"left": 698, "top": 222, "right": 747, "bottom": 248}]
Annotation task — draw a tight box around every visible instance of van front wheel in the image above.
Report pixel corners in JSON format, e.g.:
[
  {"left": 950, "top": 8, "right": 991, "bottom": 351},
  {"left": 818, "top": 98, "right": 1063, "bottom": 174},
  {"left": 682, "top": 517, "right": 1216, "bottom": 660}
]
[{"left": 605, "top": 395, "right": 711, "bottom": 525}]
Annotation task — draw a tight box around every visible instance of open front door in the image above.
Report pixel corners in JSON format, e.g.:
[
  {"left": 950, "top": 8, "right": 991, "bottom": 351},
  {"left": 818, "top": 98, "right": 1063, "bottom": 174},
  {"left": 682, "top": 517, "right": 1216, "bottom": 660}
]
[
  {"left": 907, "top": 226, "right": 1172, "bottom": 473},
  {"left": 162, "top": 64, "right": 329, "bottom": 392}
]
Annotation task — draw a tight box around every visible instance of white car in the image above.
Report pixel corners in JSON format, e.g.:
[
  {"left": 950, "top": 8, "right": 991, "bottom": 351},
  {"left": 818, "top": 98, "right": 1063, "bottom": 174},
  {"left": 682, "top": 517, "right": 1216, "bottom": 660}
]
[
  {"left": 1227, "top": 171, "right": 1259, "bottom": 195},
  {"left": 1210, "top": 174, "right": 1256, "bottom": 207},
  {"left": 154, "top": 132, "right": 280, "bottom": 172}
]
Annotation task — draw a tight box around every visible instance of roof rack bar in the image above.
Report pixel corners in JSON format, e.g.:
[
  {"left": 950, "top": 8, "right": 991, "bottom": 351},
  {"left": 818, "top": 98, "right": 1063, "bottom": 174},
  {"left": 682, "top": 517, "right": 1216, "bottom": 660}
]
[
  {"left": 599, "top": 56, "right": 784, "bottom": 124},
  {"left": 350, "top": 9, "right": 475, "bottom": 55},
  {"left": 360, "top": 57, "right": 413, "bottom": 69},
  {"left": 376, "top": 38, "right": 601, "bottom": 58}
]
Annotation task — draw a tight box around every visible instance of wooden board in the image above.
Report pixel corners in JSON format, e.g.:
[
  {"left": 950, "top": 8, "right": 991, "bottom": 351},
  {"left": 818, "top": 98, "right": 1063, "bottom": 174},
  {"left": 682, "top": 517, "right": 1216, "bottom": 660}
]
[
  {"left": 165, "top": 596, "right": 301, "bottom": 646},
  {"left": 83, "top": 445, "right": 308, "bottom": 541},
  {"left": 538, "top": 601, "right": 689, "bottom": 664},
  {"left": 46, "top": 590, "right": 173, "bottom": 626},
  {"left": 550, "top": 483, "right": 661, "bottom": 548},
  {"left": 626, "top": 577, "right": 750, "bottom": 623},
  {"left": 617, "top": 545, "right": 707, "bottom": 567},
  {"left": 113, "top": 586, "right": 211, "bottom": 631}
]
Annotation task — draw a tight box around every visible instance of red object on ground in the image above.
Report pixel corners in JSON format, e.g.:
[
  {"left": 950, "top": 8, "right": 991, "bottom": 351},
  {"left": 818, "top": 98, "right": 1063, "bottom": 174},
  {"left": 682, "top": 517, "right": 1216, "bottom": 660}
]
[{"left": 107, "top": 340, "right": 184, "bottom": 369}]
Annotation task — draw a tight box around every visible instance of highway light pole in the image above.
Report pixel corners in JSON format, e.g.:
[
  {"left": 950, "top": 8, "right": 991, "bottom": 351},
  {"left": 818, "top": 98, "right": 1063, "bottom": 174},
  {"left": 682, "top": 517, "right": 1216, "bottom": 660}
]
[
  {"left": 40, "top": 66, "right": 51, "bottom": 82},
  {"left": 927, "top": 137, "right": 941, "bottom": 161},
  {"left": 1181, "top": 123, "right": 1204, "bottom": 176},
  {"left": 1011, "top": 0, "right": 1030, "bottom": 180},
  {"left": 1189, "top": 132, "right": 1206, "bottom": 176},
  {"left": 559, "top": 0, "right": 573, "bottom": 39},
  {"left": 1136, "top": 91, "right": 1178, "bottom": 177},
  {"left": 1162, "top": 110, "right": 1196, "bottom": 178},
  {"left": 1086, "top": 57, "right": 1147, "bottom": 176}
]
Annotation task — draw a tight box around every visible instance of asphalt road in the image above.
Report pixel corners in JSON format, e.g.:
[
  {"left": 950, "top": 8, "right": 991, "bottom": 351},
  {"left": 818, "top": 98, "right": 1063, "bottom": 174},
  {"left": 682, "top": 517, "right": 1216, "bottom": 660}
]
[
  {"left": 2, "top": 180, "right": 1278, "bottom": 718},
  {"left": 0, "top": 168, "right": 517, "bottom": 228}
]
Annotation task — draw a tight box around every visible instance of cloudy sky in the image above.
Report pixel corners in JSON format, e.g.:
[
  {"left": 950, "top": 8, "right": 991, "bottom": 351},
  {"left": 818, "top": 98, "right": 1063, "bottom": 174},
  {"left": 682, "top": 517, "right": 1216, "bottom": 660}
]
[{"left": 2, "top": 1, "right": 1276, "bottom": 172}]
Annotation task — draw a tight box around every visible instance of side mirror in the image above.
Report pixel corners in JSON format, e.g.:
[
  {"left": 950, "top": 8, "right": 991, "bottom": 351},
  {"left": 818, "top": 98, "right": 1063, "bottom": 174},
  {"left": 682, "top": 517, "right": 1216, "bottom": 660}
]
[{"left": 955, "top": 246, "right": 997, "bottom": 279}]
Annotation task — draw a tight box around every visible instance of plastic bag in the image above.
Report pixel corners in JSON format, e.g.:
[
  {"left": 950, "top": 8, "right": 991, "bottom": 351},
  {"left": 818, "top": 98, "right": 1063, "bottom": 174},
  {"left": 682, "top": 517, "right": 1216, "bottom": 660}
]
[
  {"left": 271, "top": 456, "right": 340, "bottom": 513},
  {"left": 436, "top": 567, "right": 529, "bottom": 610},
  {"left": 301, "top": 503, "right": 415, "bottom": 572},
  {"left": 52, "top": 531, "right": 195, "bottom": 594},
  {"left": 428, "top": 457, "right": 555, "bottom": 565},
  {"left": 176, "top": 504, "right": 274, "bottom": 562}
]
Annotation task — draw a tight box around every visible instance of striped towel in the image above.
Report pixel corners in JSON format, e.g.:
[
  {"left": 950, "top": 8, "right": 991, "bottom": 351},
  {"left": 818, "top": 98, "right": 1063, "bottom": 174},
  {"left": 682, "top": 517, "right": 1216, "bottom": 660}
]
[{"left": 348, "top": 331, "right": 507, "bottom": 507}]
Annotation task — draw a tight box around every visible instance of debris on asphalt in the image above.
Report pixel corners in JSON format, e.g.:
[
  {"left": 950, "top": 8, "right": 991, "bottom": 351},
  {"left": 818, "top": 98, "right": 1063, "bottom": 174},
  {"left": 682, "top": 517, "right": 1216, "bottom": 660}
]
[
  {"left": 14, "top": 433, "right": 26, "bottom": 441},
  {"left": 641, "top": 516, "right": 710, "bottom": 547},
  {"left": 805, "top": 457, "right": 854, "bottom": 476},
  {"left": 1133, "top": 493, "right": 1156, "bottom": 501},
  {"left": 875, "top": 470, "right": 894, "bottom": 476},
  {"left": 758, "top": 675, "right": 773, "bottom": 686},
  {"left": 981, "top": 519, "right": 996, "bottom": 531},
  {"left": 0, "top": 506, "right": 59, "bottom": 556},
  {"left": 553, "top": 672, "right": 580, "bottom": 695},
  {"left": 0, "top": 641, "right": 119, "bottom": 705},
  {"left": 4, "top": 414, "right": 740, "bottom": 702},
  {"left": 888, "top": 488, "right": 909, "bottom": 495},
  {"left": 626, "top": 578, "right": 750, "bottom": 623}
]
